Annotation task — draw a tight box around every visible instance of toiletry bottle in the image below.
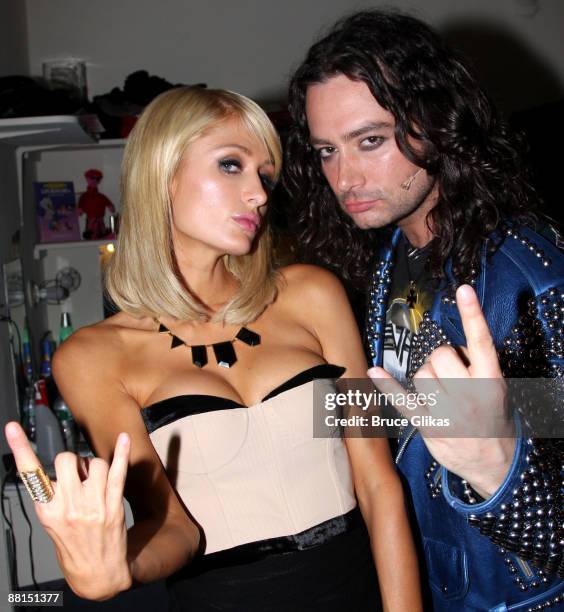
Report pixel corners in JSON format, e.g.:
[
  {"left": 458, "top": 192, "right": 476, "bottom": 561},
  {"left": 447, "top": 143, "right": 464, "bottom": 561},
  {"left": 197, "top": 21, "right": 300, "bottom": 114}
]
[
  {"left": 58, "top": 312, "right": 74, "bottom": 344},
  {"left": 53, "top": 396, "right": 76, "bottom": 453},
  {"left": 34, "top": 379, "right": 65, "bottom": 466}
]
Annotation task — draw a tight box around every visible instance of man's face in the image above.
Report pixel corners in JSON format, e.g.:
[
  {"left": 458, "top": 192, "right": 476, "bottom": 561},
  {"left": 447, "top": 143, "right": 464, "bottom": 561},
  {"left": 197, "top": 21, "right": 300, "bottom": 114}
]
[{"left": 305, "top": 74, "right": 437, "bottom": 232}]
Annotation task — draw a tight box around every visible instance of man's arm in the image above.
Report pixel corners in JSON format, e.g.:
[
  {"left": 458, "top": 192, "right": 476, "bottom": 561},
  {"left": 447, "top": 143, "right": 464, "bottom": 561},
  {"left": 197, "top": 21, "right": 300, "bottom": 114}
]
[
  {"left": 369, "top": 284, "right": 563, "bottom": 577},
  {"left": 441, "top": 284, "right": 563, "bottom": 577}
]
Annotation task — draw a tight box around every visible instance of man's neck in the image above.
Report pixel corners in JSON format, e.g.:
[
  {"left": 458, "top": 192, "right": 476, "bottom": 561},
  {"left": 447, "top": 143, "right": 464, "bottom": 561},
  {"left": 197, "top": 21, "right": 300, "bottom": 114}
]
[
  {"left": 400, "top": 223, "right": 434, "bottom": 249},
  {"left": 397, "top": 185, "right": 438, "bottom": 248}
]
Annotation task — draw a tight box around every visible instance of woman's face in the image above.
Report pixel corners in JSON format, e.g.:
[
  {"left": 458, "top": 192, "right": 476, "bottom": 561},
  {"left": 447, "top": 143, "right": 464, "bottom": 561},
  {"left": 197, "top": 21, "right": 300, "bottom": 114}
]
[{"left": 170, "top": 116, "right": 275, "bottom": 258}]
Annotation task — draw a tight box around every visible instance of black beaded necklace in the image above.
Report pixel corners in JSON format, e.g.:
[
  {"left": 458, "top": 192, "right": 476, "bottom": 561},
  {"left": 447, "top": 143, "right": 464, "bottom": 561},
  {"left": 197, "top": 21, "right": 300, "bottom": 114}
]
[{"left": 157, "top": 322, "right": 260, "bottom": 368}]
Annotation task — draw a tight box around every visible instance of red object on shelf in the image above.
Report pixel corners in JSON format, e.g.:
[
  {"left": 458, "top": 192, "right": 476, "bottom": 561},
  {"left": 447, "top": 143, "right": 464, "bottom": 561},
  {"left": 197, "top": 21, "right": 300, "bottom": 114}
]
[
  {"left": 78, "top": 168, "right": 116, "bottom": 240},
  {"left": 35, "top": 379, "right": 50, "bottom": 408}
]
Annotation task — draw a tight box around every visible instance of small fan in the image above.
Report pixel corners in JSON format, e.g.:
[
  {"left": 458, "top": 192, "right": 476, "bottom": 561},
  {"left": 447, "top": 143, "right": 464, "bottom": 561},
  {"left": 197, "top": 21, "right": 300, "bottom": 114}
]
[{"left": 55, "top": 267, "right": 81, "bottom": 292}]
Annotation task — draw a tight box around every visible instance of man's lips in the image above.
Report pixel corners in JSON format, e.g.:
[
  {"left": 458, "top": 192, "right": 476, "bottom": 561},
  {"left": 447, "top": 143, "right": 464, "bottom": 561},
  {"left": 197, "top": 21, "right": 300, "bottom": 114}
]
[
  {"left": 233, "top": 214, "right": 260, "bottom": 233},
  {"left": 343, "top": 199, "right": 381, "bottom": 213}
]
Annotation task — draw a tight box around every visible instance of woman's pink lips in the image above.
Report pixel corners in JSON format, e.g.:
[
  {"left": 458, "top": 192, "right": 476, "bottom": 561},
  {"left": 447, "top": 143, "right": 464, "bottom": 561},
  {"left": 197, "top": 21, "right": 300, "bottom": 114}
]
[
  {"left": 344, "top": 200, "right": 380, "bottom": 213},
  {"left": 233, "top": 216, "right": 259, "bottom": 233}
]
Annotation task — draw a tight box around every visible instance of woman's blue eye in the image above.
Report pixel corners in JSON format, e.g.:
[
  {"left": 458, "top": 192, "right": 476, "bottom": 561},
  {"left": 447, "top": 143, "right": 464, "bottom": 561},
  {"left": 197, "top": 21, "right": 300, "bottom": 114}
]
[{"left": 219, "top": 159, "right": 241, "bottom": 173}]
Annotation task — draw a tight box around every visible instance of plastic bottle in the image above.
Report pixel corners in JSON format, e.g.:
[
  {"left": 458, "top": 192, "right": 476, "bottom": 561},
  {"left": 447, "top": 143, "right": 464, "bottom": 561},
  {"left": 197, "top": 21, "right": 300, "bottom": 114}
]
[
  {"left": 34, "top": 380, "right": 65, "bottom": 466},
  {"left": 40, "top": 338, "right": 53, "bottom": 378},
  {"left": 22, "top": 386, "right": 36, "bottom": 442},
  {"left": 22, "top": 326, "right": 34, "bottom": 385},
  {"left": 58, "top": 312, "right": 74, "bottom": 344},
  {"left": 40, "top": 337, "right": 58, "bottom": 406},
  {"left": 53, "top": 396, "right": 76, "bottom": 453}
]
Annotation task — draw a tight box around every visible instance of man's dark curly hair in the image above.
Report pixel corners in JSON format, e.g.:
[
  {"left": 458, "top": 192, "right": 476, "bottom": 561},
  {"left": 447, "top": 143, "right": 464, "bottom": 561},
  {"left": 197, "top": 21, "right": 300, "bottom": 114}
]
[{"left": 284, "top": 9, "right": 538, "bottom": 289}]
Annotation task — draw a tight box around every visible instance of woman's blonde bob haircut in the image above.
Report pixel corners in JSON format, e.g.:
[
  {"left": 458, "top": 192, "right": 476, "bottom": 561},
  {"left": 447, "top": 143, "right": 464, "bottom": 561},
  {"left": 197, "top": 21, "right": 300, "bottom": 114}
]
[{"left": 105, "top": 86, "right": 282, "bottom": 324}]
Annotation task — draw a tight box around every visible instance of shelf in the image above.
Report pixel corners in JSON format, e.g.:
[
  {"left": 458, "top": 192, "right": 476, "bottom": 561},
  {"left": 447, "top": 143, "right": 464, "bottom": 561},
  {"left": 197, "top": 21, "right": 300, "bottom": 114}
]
[
  {"left": 28, "top": 137, "right": 127, "bottom": 154},
  {"left": 0, "top": 115, "right": 96, "bottom": 148},
  {"left": 34, "top": 238, "right": 116, "bottom": 258}
]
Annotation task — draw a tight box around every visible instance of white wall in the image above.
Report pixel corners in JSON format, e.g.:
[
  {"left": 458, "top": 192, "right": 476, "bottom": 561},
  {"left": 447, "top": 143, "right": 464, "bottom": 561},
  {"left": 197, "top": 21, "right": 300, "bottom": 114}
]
[
  {"left": 0, "top": 0, "right": 29, "bottom": 76},
  {"left": 24, "top": 0, "right": 564, "bottom": 112}
]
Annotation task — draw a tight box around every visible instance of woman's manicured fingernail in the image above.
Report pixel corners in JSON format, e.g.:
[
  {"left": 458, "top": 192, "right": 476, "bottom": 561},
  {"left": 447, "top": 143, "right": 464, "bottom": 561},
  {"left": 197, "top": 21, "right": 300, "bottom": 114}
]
[
  {"left": 118, "top": 433, "right": 129, "bottom": 447},
  {"left": 5, "top": 422, "right": 19, "bottom": 441}
]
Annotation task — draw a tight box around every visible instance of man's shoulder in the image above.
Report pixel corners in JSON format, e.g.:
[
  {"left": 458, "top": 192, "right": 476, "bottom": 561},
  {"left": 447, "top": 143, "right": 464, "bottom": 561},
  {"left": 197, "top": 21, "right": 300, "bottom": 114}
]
[
  {"left": 432, "top": 222, "right": 563, "bottom": 346},
  {"left": 489, "top": 223, "right": 563, "bottom": 288},
  {"left": 496, "top": 221, "right": 563, "bottom": 255}
]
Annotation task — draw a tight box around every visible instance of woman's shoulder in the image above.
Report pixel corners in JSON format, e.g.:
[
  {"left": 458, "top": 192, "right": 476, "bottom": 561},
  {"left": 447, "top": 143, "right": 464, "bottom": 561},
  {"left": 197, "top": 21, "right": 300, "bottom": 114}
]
[
  {"left": 52, "top": 311, "right": 154, "bottom": 374},
  {"left": 278, "top": 263, "right": 346, "bottom": 297},
  {"left": 275, "top": 264, "right": 351, "bottom": 322}
]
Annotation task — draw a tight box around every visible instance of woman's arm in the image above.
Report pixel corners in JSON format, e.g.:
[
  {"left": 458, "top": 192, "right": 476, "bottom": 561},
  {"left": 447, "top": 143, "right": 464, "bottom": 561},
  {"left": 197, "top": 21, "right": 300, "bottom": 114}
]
[
  {"left": 46, "top": 324, "right": 200, "bottom": 598},
  {"left": 284, "top": 265, "right": 422, "bottom": 612},
  {"left": 344, "top": 435, "right": 422, "bottom": 612}
]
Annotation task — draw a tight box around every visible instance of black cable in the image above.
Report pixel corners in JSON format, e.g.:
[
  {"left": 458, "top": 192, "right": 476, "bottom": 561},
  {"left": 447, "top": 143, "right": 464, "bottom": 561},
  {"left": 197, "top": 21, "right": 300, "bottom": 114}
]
[
  {"left": 7, "top": 318, "right": 25, "bottom": 404},
  {"left": 39, "top": 329, "right": 53, "bottom": 344},
  {"left": 13, "top": 478, "right": 40, "bottom": 590},
  {"left": 1, "top": 314, "right": 24, "bottom": 391},
  {"left": 5, "top": 318, "right": 23, "bottom": 365},
  {"left": 1, "top": 464, "right": 20, "bottom": 591}
]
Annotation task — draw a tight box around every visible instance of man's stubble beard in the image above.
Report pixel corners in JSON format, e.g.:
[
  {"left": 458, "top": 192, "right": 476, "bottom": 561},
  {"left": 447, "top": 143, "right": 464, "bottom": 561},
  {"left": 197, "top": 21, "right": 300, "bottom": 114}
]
[{"left": 338, "top": 175, "right": 437, "bottom": 231}]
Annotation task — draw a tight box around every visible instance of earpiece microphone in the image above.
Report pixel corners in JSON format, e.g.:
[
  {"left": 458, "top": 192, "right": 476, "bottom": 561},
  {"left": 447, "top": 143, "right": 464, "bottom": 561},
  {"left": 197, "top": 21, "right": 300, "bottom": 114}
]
[{"left": 400, "top": 168, "right": 424, "bottom": 191}]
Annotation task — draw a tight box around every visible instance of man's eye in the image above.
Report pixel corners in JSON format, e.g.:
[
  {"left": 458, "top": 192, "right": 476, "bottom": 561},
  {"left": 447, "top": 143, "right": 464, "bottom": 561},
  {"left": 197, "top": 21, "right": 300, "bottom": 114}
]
[
  {"left": 219, "top": 158, "right": 241, "bottom": 173},
  {"left": 317, "top": 147, "right": 335, "bottom": 160},
  {"left": 360, "top": 136, "right": 384, "bottom": 149}
]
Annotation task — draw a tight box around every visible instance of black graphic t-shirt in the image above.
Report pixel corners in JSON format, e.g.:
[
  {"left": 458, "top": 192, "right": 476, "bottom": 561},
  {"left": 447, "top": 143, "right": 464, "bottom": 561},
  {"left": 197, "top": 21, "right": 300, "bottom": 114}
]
[{"left": 383, "top": 237, "right": 436, "bottom": 382}]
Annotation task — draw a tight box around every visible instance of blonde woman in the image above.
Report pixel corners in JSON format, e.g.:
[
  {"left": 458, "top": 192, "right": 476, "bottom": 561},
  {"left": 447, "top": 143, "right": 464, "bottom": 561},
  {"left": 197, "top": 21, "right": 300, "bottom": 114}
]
[{"left": 5, "top": 87, "right": 422, "bottom": 611}]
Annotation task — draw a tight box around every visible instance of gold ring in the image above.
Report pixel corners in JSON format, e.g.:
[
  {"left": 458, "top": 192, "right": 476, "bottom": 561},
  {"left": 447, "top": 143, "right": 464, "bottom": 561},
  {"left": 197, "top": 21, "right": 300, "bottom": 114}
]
[{"left": 19, "top": 467, "right": 54, "bottom": 503}]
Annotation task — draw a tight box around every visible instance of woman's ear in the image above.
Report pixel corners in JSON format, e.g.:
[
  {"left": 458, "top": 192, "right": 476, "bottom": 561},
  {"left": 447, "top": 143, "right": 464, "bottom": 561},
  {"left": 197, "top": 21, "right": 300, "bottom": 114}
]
[{"left": 169, "top": 171, "right": 178, "bottom": 203}]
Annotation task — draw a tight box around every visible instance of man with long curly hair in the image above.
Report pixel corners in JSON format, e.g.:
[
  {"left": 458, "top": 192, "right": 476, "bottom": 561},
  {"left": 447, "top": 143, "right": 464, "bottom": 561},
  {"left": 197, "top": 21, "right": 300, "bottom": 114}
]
[{"left": 285, "top": 10, "right": 563, "bottom": 611}]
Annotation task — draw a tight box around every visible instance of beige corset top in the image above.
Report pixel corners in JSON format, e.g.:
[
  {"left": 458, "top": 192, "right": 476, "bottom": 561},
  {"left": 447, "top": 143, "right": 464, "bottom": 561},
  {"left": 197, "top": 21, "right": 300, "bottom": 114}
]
[{"left": 142, "top": 364, "right": 356, "bottom": 555}]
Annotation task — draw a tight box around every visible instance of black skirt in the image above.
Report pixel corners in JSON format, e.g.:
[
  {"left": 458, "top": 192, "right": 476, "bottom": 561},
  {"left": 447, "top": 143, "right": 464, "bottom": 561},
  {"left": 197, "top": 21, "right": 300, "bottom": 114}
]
[{"left": 167, "top": 512, "right": 381, "bottom": 611}]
